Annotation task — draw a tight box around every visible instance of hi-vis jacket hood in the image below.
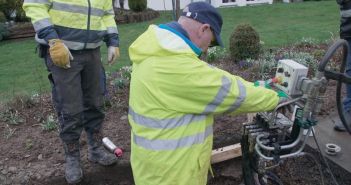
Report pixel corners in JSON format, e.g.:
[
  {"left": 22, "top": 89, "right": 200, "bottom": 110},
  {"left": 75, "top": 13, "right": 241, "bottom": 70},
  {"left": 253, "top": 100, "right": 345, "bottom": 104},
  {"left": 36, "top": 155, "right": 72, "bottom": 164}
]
[
  {"left": 128, "top": 24, "right": 279, "bottom": 185},
  {"left": 130, "top": 24, "right": 202, "bottom": 65}
]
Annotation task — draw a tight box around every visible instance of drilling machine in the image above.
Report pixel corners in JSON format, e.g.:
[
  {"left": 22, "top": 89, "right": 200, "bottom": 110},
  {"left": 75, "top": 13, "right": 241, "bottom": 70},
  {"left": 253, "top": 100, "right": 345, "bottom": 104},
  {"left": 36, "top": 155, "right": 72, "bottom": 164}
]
[{"left": 241, "top": 39, "right": 351, "bottom": 185}]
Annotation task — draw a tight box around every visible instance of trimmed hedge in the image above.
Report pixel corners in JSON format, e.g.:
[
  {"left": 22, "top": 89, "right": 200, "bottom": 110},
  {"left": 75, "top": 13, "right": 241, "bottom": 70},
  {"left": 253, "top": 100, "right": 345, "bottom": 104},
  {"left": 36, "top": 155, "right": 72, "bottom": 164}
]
[
  {"left": 128, "top": 0, "right": 147, "bottom": 12},
  {"left": 229, "top": 23, "right": 261, "bottom": 61}
]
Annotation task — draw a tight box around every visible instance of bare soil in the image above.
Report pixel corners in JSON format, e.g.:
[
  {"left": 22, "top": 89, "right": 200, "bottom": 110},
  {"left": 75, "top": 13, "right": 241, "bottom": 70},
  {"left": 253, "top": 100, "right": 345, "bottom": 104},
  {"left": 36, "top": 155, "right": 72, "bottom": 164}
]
[{"left": 1, "top": 43, "right": 351, "bottom": 185}]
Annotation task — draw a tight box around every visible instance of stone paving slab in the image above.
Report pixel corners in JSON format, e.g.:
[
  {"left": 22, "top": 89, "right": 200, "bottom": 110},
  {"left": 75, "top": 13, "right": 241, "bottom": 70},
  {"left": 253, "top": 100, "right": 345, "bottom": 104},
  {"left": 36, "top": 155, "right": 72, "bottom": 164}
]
[{"left": 306, "top": 111, "right": 351, "bottom": 173}]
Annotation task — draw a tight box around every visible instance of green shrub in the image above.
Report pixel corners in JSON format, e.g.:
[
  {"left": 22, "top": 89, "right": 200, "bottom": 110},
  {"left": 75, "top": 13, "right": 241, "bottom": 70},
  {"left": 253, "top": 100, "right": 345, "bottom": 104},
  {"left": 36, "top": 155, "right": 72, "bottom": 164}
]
[
  {"left": 206, "top": 47, "right": 227, "bottom": 63},
  {"left": 281, "top": 51, "right": 317, "bottom": 76},
  {"left": 128, "top": 0, "right": 147, "bottom": 12},
  {"left": 0, "top": 22, "right": 9, "bottom": 41},
  {"left": 110, "top": 65, "right": 132, "bottom": 91},
  {"left": 14, "top": 7, "right": 28, "bottom": 22},
  {"left": 0, "top": 108, "right": 24, "bottom": 125},
  {"left": 229, "top": 23, "right": 261, "bottom": 62},
  {"left": 0, "top": 11, "right": 6, "bottom": 22},
  {"left": 41, "top": 114, "right": 58, "bottom": 131},
  {"left": 249, "top": 52, "right": 277, "bottom": 80},
  {"left": 0, "top": 0, "right": 29, "bottom": 22}
]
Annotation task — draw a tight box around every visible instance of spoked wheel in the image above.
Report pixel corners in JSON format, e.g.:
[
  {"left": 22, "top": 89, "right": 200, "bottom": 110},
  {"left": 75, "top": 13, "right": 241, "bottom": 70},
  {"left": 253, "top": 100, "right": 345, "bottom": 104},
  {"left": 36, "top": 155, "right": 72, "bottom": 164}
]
[{"left": 319, "top": 39, "right": 351, "bottom": 134}]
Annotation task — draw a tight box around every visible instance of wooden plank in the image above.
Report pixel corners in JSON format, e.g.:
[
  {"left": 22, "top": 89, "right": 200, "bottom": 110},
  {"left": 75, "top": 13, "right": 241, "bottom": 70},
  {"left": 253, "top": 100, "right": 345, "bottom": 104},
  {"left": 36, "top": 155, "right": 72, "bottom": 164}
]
[
  {"left": 210, "top": 113, "right": 254, "bottom": 164},
  {"left": 211, "top": 143, "right": 242, "bottom": 164}
]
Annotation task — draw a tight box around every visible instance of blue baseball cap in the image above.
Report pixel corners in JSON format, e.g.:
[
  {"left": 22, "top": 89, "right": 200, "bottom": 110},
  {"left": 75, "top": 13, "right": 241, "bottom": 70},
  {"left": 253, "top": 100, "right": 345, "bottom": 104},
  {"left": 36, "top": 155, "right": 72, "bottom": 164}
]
[{"left": 182, "top": 2, "right": 223, "bottom": 47}]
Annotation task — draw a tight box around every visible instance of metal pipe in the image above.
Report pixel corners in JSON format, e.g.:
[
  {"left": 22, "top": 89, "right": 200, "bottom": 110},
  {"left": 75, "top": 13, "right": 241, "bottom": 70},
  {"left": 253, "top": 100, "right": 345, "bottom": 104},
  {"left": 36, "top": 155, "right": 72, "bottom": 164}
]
[
  {"left": 269, "top": 97, "right": 303, "bottom": 125},
  {"left": 256, "top": 129, "right": 304, "bottom": 151},
  {"left": 255, "top": 128, "right": 312, "bottom": 160}
]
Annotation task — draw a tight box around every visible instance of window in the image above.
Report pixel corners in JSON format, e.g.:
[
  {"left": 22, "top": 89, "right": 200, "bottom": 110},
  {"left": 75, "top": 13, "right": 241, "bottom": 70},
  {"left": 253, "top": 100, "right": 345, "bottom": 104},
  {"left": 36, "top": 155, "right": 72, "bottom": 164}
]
[{"left": 222, "top": 0, "right": 236, "bottom": 3}]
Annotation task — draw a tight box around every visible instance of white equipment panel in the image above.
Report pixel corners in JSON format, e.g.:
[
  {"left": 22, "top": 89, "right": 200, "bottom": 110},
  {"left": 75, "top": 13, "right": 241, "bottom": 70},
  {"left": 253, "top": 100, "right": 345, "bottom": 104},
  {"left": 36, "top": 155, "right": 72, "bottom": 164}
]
[{"left": 275, "top": 59, "right": 308, "bottom": 96}]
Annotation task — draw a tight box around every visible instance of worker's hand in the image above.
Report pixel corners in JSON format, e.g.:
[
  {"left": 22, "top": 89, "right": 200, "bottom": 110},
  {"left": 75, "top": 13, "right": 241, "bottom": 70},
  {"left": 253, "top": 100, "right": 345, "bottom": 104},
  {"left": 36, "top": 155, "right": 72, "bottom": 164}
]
[
  {"left": 107, "top": 46, "right": 120, "bottom": 65},
  {"left": 48, "top": 39, "right": 73, "bottom": 69}
]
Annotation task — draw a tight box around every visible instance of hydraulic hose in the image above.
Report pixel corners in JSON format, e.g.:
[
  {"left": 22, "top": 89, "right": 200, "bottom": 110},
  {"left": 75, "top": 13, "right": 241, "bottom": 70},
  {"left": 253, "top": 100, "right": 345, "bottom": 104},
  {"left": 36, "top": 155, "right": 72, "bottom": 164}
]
[
  {"left": 263, "top": 171, "right": 284, "bottom": 185},
  {"left": 318, "top": 39, "right": 351, "bottom": 134}
]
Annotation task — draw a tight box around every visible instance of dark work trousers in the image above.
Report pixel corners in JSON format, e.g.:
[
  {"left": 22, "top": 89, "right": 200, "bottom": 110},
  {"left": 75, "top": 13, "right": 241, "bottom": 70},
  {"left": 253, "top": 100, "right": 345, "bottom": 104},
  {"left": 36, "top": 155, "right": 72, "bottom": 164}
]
[
  {"left": 45, "top": 48, "right": 105, "bottom": 143},
  {"left": 343, "top": 39, "right": 351, "bottom": 112}
]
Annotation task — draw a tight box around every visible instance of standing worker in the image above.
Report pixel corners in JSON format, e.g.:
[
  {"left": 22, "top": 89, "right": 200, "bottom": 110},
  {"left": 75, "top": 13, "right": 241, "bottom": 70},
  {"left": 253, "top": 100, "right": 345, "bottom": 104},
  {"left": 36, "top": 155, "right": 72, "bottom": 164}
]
[
  {"left": 23, "top": 0, "right": 120, "bottom": 183},
  {"left": 334, "top": 0, "right": 351, "bottom": 131},
  {"left": 128, "top": 2, "right": 286, "bottom": 185}
]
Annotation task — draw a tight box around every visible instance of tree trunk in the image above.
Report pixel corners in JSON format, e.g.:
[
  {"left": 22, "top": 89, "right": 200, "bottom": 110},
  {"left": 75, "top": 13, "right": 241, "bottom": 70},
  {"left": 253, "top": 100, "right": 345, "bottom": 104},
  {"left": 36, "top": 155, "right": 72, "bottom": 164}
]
[
  {"left": 112, "top": 0, "right": 116, "bottom": 8},
  {"left": 175, "top": 0, "right": 180, "bottom": 20},
  {"left": 120, "top": 0, "right": 124, "bottom": 9}
]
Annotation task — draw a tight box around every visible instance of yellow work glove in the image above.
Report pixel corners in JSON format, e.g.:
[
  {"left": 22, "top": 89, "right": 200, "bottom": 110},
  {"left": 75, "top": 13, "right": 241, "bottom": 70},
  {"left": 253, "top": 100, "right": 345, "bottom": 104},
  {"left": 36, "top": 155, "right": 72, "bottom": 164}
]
[
  {"left": 107, "top": 46, "right": 120, "bottom": 65},
  {"left": 49, "top": 39, "right": 73, "bottom": 69}
]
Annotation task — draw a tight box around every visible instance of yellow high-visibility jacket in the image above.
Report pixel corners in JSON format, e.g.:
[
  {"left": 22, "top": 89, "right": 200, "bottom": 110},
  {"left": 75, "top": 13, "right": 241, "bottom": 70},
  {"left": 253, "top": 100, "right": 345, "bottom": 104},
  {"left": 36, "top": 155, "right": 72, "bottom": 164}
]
[
  {"left": 23, "top": 0, "right": 118, "bottom": 50},
  {"left": 128, "top": 24, "right": 279, "bottom": 185}
]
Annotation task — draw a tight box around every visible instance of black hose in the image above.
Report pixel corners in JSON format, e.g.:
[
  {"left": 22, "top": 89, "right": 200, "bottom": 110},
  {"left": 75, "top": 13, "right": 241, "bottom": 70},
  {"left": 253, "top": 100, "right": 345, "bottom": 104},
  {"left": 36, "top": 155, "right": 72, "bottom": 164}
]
[
  {"left": 318, "top": 39, "right": 349, "bottom": 72},
  {"left": 264, "top": 171, "right": 284, "bottom": 185},
  {"left": 318, "top": 39, "right": 351, "bottom": 134},
  {"left": 302, "top": 152, "right": 325, "bottom": 185},
  {"left": 241, "top": 133, "right": 257, "bottom": 185},
  {"left": 312, "top": 128, "right": 340, "bottom": 185},
  {"left": 336, "top": 76, "right": 351, "bottom": 133}
]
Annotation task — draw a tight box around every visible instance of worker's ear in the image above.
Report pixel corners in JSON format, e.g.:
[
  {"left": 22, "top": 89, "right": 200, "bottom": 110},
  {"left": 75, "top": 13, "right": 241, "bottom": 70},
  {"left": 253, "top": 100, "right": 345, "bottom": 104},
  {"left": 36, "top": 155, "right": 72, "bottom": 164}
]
[
  {"left": 198, "top": 24, "right": 211, "bottom": 38},
  {"left": 201, "top": 24, "right": 211, "bottom": 33}
]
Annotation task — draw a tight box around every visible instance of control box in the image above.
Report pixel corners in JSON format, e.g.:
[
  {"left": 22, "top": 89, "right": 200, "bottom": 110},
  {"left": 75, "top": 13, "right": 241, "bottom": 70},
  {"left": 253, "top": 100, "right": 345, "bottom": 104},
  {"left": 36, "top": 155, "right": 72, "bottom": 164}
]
[{"left": 274, "top": 59, "right": 308, "bottom": 96}]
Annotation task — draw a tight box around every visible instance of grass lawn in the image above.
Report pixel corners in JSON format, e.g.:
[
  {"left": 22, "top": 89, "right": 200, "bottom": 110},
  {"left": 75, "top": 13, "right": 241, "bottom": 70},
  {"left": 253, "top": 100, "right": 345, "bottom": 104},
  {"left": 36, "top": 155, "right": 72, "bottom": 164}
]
[{"left": 0, "top": 1, "right": 339, "bottom": 101}]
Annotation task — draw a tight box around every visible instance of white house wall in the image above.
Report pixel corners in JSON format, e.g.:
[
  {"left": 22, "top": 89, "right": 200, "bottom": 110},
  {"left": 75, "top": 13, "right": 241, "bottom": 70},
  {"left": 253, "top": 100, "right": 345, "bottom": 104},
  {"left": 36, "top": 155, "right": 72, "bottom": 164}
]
[
  {"left": 115, "top": 0, "right": 215, "bottom": 10},
  {"left": 114, "top": 0, "right": 272, "bottom": 11}
]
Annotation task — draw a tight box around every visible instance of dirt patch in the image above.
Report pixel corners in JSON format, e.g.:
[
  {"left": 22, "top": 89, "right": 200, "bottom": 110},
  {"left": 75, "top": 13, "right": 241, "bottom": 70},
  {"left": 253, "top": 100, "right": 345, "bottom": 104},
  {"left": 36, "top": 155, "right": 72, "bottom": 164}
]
[{"left": 1, "top": 43, "right": 350, "bottom": 184}]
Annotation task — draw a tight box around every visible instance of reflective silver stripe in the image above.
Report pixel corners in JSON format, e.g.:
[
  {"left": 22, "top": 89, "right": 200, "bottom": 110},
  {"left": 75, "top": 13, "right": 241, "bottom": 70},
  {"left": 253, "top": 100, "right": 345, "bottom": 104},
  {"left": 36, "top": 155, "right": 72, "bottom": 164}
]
[
  {"left": 35, "top": 34, "right": 48, "bottom": 45},
  {"left": 33, "top": 18, "right": 52, "bottom": 31},
  {"left": 52, "top": 2, "right": 105, "bottom": 17},
  {"left": 24, "top": 0, "right": 50, "bottom": 4},
  {"left": 107, "top": 27, "right": 118, "bottom": 34},
  {"left": 202, "top": 76, "right": 231, "bottom": 114},
  {"left": 63, "top": 40, "right": 103, "bottom": 50},
  {"left": 341, "top": 9, "right": 351, "bottom": 18},
  {"left": 129, "top": 107, "right": 206, "bottom": 129},
  {"left": 133, "top": 125, "right": 213, "bottom": 150},
  {"left": 105, "top": 9, "right": 115, "bottom": 15},
  {"left": 225, "top": 79, "right": 246, "bottom": 113}
]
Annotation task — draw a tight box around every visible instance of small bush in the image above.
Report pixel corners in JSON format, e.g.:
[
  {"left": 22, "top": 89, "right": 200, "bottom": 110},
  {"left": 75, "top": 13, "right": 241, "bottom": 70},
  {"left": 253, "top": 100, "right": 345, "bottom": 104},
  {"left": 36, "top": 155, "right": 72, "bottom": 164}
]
[
  {"left": 41, "top": 114, "right": 58, "bottom": 131},
  {"left": 206, "top": 47, "right": 227, "bottom": 63},
  {"left": 25, "top": 139, "right": 33, "bottom": 150},
  {"left": 253, "top": 50, "right": 318, "bottom": 79},
  {"left": 110, "top": 66, "right": 132, "bottom": 91},
  {"left": 0, "top": 0, "right": 29, "bottom": 22},
  {"left": 229, "top": 23, "right": 261, "bottom": 62},
  {"left": 250, "top": 52, "right": 278, "bottom": 79},
  {"left": 0, "top": 108, "right": 24, "bottom": 125},
  {"left": 3, "top": 125, "right": 17, "bottom": 140},
  {"left": 281, "top": 51, "right": 317, "bottom": 76},
  {"left": 128, "top": 0, "right": 147, "bottom": 12},
  {"left": 0, "top": 22, "right": 9, "bottom": 41},
  {"left": 0, "top": 11, "right": 5, "bottom": 22}
]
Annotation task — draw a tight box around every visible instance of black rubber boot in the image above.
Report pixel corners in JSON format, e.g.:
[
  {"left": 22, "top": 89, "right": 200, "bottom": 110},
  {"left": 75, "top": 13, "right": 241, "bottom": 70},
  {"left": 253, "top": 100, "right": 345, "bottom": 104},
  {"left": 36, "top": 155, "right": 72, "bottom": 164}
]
[
  {"left": 334, "top": 121, "right": 346, "bottom": 132},
  {"left": 334, "top": 110, "right": 351, "bottom": 132},
  {"left": 87, "top": 131, "right": 117, "bottom": 166},
  {"left": 63, "top": 142, "right": 83, "bottom": 184}
]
